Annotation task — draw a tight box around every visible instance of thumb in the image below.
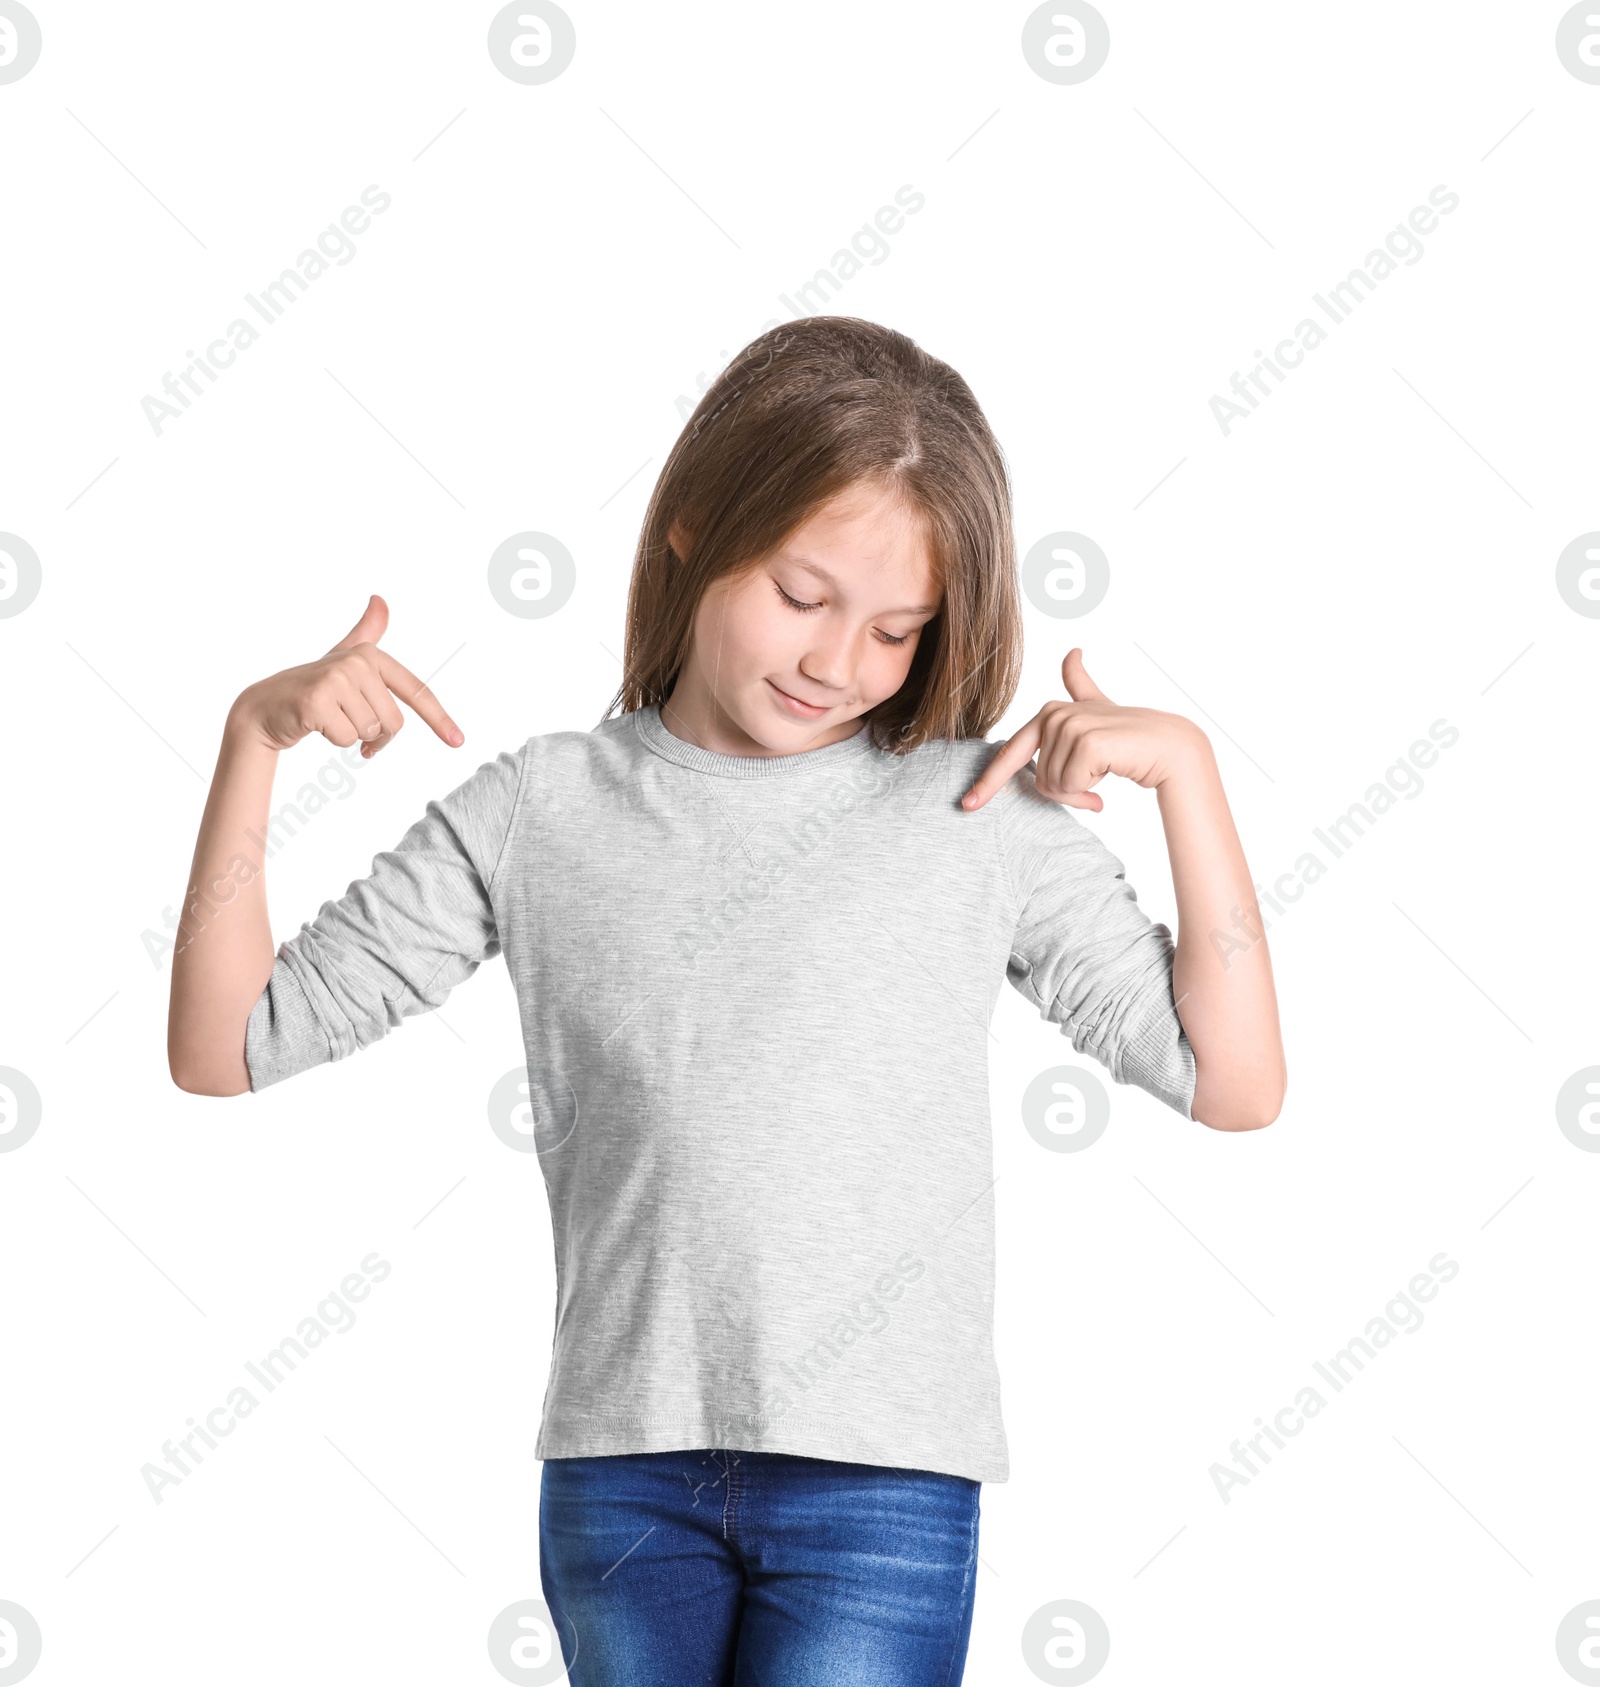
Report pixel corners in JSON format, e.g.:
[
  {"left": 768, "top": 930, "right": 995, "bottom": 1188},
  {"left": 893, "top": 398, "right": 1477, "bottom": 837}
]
[
  {"left": 330, "top": 593, "right": 388, "bottom": 652},
  {"left": 1062, "top": 646, "right": 1113, "bottom": 704}
]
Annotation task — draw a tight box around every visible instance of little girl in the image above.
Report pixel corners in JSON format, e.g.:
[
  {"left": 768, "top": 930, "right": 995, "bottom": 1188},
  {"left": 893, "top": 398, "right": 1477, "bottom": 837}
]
[{"left": 168, "top": 315, "right": 1284, "bottom": 1686}]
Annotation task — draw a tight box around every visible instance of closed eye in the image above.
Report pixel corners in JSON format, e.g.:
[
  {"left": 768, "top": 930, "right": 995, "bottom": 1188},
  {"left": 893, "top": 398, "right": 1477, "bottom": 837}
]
[
  {"left": 775, "top": 581, "right": 821, "bottom": 614},
  {"left": 773, "top": 579, "right": 911, "bottom": 646}
]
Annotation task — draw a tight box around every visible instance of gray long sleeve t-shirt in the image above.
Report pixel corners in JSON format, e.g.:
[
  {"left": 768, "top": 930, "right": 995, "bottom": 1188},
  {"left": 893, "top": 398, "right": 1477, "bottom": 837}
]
[{"left": 245, "top": 701, "right": 1195, "bottom": 1483}]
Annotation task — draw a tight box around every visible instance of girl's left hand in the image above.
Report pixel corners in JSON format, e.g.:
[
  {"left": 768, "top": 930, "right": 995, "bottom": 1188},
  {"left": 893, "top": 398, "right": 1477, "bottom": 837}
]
[{"left": 961, "top": 648, "right": 1204, "bottom": 812}]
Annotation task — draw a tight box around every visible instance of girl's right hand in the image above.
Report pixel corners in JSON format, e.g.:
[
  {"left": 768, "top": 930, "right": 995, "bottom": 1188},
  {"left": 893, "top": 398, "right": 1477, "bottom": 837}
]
[{"left": 230, "top": 593, "right": 464, "bottom": 758}]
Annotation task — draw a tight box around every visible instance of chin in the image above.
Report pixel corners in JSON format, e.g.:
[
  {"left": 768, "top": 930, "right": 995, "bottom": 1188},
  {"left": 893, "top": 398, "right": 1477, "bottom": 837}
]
[
  {"left": 732, "top": 681, "right": 868, "bottom": 751},
  {"left": 759, "top": 709, "right": 821, "bottom": 746}
]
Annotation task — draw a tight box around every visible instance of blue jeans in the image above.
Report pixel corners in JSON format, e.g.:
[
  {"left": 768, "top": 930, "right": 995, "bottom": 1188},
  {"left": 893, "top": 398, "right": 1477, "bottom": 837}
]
[{"left": 538, "top": 1447, "right": 981, "bottom": 1685}]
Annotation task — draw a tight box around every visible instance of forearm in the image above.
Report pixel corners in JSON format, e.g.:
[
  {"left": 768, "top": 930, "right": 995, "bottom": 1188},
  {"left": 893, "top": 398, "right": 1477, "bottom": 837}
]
[
  {"left": 166, "top": 695, "right": 281, "bottom": 1095},
  {"left": 1156, "top": 731, "right": 1286, "bottom": 1131}
]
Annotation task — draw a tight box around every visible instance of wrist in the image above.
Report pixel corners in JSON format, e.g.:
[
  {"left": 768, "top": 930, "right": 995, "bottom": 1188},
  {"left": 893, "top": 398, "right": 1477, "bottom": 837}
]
[
  {"left": 1157, "top": 722, "right": 1217, "bottom": 791},
  {"left": 224, "top": 687, "right": 280, "bottom": 758}
]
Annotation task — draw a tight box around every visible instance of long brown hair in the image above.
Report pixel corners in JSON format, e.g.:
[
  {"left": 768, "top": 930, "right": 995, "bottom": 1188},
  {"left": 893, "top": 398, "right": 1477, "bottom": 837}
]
[{"left": 604, "top": 315, "right": 1023, "bottom": 754}]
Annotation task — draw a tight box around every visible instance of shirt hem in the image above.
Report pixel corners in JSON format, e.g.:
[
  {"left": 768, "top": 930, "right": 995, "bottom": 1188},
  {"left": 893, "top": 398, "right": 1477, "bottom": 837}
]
[
  {"left": 1119, "top": 981, "right": 1197, "bottom": 1120},
  {"left": 535, "top": 1408, "right": 1009, "bottom": 1485},
  {"left": 244, "top": 949, "right": 337, "bottom": 1092}
]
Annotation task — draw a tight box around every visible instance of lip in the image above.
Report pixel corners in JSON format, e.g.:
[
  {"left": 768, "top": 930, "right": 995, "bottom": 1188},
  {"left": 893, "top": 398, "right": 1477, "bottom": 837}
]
[{"left": 767, "top": 678, "right": 831, "bottom": 719}]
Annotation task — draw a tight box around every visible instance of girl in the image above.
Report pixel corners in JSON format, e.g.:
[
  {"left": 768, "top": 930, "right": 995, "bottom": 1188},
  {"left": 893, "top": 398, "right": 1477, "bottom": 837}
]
[{"left": 168, "top": 315, "right": 1284, "bottom": 1686}]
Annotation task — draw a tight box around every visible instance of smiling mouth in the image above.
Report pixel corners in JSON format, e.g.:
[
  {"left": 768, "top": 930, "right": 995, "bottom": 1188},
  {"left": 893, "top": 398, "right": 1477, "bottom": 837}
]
[{"left": 767, "top": 679, "right": 831, "bottom": 716}]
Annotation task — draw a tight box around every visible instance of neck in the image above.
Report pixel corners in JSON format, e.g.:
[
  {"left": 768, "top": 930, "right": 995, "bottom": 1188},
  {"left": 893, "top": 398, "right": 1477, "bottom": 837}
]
[{"left": 660, "top": 670, "right": 866, "bottom": 758}]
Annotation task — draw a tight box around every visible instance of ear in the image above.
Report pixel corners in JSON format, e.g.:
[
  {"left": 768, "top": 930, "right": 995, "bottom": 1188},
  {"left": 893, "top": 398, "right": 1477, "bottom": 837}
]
[{"left": 668, "top": 519, "right": 692, "bottom": 562}]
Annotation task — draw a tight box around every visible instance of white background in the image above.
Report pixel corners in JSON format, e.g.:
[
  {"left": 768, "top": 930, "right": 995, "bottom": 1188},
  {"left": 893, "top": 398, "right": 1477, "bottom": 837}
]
[{"left": 2, "top": 2, "right": 1597, "bottom": 1682}]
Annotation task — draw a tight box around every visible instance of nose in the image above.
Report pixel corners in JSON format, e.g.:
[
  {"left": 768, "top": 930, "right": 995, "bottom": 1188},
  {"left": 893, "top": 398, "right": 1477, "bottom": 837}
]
[{"left": 797, "top": 630, "right": 852, "bottom": 693}]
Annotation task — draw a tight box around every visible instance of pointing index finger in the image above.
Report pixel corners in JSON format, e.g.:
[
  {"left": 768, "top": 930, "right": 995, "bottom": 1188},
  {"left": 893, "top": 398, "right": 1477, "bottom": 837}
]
[
  {"left": 961, "top": 718, "right": 1041, "bottom": 811},
  {"left": 374, "top": 647, "right": 464, "bottom": 746}
]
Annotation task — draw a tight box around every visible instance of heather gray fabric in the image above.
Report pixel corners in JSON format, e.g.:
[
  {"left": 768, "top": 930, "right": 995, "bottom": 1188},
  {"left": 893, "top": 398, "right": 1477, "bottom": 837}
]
[{"left": 245, "top": 702, "right": 1195, "bottom": 1482}]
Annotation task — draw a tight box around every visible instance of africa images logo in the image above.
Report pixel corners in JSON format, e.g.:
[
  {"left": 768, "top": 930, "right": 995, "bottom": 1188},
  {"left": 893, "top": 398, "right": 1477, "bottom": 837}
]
[
  {"left": 0, "top": 0, "right": 42, "bottom": 83},
  {"left": 1556, "top": 2, "right": 1600, "bottom": 81}
]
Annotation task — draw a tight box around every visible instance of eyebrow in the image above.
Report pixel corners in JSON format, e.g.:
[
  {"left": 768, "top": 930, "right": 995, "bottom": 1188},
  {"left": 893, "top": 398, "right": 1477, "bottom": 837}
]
[{"left": 775, "top": 553, "right": 941, "bottom": 616}]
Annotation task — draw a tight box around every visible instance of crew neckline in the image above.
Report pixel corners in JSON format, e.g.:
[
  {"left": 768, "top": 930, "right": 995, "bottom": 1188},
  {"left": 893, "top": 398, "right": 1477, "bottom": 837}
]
[{"left": 632, "top": 702, "right": 877, "bottom": 778}]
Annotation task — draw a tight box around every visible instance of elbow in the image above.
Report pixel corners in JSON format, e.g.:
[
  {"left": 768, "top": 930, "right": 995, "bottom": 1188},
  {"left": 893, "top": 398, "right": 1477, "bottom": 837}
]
[
  {"left": 168, "top": 1050, "right": 251, "bottom": 1098},
  {"left": 1192, "top": 1069, "right": 1287, "bottom": 1133},
  {"left": 1196, "top": 1098, "right": 1281, "bottom": 1132},
  {"left": 167, "top": 1005, "right": 254, "bottom": 1086}
]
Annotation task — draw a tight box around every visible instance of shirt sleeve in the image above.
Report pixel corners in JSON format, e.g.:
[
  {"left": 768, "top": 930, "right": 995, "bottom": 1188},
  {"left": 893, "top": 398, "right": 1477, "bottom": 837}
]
[
  {"left": 244, "top": 745, "right": 527, "bottom": 1093},
  {"left": 996, "top": 765, "right": 1196, "bottom": 1119}
]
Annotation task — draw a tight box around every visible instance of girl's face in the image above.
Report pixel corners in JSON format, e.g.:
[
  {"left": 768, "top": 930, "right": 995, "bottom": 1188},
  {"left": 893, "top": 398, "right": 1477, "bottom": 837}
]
[{"left": 666, "top": 480, "right": 943, "bottom": 756}]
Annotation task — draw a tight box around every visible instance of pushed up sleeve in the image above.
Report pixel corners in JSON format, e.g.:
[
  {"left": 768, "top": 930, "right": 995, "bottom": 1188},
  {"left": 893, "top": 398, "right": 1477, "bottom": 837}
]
[
  {"left": 997, "top": 766, "right": 1195, "bottom": 1119},
  {"left": 244, "top": 745, "right": 527, "bottom": 1092}
]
